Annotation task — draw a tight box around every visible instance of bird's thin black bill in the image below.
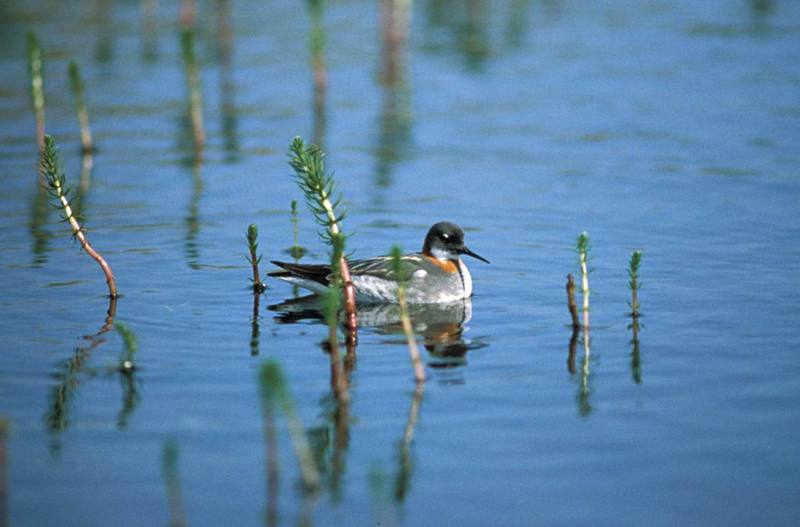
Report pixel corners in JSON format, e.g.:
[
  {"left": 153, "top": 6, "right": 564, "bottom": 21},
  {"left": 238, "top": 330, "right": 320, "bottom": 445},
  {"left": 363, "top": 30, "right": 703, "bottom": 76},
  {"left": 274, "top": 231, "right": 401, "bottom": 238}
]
[{"left": 461, "top": 246, "right": 490, "bottom": 263}]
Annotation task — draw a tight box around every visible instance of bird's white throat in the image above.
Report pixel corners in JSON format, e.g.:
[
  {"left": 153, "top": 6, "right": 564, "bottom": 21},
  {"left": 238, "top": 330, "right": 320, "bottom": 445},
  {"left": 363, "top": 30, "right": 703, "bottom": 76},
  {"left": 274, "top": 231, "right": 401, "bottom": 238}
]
[{"left": 429, "top": 247, "right": 457, "bottom": 261}]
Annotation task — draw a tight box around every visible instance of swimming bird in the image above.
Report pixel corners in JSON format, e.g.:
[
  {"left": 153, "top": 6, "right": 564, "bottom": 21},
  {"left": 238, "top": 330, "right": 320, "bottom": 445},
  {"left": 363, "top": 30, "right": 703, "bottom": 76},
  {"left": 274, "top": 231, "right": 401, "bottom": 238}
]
[{"left": 268, "top": 221, "right": 489, "bottom": 304}]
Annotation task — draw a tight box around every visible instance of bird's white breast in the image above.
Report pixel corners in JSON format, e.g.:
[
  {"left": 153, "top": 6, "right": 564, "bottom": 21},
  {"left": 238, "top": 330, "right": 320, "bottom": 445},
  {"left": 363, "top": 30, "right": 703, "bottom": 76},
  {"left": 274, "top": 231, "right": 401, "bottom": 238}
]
[{"left": 459, "top": 259, "right": 473, "bottom": 298}]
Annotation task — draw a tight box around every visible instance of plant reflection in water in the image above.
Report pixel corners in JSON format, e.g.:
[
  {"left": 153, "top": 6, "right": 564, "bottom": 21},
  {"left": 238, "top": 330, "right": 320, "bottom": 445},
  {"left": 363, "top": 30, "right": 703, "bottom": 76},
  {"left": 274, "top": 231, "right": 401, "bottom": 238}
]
[{"left": 269, "top": 296, "right": 487, "bottom": 374}]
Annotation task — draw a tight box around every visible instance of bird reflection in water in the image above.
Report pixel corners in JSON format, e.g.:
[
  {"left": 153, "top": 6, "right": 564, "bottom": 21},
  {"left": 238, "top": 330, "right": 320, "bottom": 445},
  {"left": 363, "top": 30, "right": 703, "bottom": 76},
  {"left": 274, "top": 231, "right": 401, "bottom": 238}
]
[{"left": 268, "top": 296, "right": 486, "bottom": 373}]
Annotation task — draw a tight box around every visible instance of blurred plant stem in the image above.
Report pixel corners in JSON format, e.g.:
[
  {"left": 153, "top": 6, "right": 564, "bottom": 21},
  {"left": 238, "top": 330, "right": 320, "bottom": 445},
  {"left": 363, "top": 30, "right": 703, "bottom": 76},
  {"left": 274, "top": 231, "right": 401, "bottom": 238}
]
[
  {"left": 263, "top": 388, "right": 279, "bottom": 527},
  {"left": 68, "top": 60, "right": 94, "bottom": 154},
  {"left": 179, "top": 0, "right": 197, "bottom": 30},
  {"left": 162, "top": 439, "right": 187, "bottom": 527},
  {"left": 181, "top": 28, "right": 205, "bottom": 156},
  {"left": 308, "top": 0, "right": 327, "bottom": 146},
  {"left": 27, "top": 31, "right": 46, "bottom": 153},
  {"left": 259, "top": 360, "right": 320, "bottom": 492}
]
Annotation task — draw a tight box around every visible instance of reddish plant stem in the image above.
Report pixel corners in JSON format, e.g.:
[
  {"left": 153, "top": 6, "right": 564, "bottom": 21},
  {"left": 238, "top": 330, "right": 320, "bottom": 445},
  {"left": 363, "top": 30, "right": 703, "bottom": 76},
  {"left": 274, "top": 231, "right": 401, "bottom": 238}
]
[
  {"left": 55, "top": 186, "right": 117, "bottom": 298},
  {"left": 339, "top": 257, "right": 358, "bottom": 343}
]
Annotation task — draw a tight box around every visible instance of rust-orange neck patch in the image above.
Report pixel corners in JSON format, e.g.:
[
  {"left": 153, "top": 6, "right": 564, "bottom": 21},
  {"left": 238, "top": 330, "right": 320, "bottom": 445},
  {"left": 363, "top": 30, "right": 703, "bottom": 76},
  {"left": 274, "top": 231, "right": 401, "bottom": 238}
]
[{"left": 423, "top": 255, "right": 459, "bottom": 274}]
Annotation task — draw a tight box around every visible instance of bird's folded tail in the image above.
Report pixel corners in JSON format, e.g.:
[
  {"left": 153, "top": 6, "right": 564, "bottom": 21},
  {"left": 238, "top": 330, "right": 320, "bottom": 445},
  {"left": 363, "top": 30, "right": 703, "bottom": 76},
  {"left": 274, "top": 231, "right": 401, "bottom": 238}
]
[{"left": 268, "top": 261, "right": 332, "bottom": 287}]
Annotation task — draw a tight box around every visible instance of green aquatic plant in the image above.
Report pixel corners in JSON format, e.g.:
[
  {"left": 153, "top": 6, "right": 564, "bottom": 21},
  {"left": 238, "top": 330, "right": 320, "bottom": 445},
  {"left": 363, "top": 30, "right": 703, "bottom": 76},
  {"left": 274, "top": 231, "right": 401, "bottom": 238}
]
[
  {"left": 576, "top": 232, "right": 591, "bottom": 330},
  {"left": 288, "top": 136, "right": 358, "bottom": 338},
  {"left": 67, "top": 60, "right": 94, "bottom": 153},
  {"left": 259, "top": 360, "right": 320, "bottom": 492},
  {"left": 391, "top": 245, "right": 425, "bottom": 383},
  {"left": 40, "top": 135, "right": 117, "bottom": 298},
  {"left": 180, "top": 28, "right": 205, "bottom": 154},
  {"left": 627, "top": 250, "right": 643, "bottom": 318},
  {"left": 246, "top": 224, "right": 266, "bottom": 293},
  {"left": 27, "top": 31, "right": 46, "bottom": 152}
]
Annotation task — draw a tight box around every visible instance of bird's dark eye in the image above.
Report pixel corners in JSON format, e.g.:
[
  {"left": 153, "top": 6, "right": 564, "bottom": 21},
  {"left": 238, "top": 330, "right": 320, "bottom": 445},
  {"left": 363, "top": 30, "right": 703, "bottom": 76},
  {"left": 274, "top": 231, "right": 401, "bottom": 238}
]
[{"left": 440, "top": 233, "right": 450, "bottom": 241}]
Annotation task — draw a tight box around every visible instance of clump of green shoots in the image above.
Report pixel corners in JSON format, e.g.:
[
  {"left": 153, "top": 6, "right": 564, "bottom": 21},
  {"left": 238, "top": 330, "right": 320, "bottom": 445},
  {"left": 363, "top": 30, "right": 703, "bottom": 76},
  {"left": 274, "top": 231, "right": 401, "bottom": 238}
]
[
  {"left": 27, "top": 31, "right": 46, "bottom": 152},
  {"left": 288, "top": 136, "right": 357, "bottom": 339},
  {"left": 576, "top": 232, "right": 591, "bottom": 330},
  {"left": 181, "top": 28, "right": 205, "bottom": 155},
  {"left": 40, "top": 135, "right": 117, "bottom": 298},
  {"left": 246, "top": 224, "right": 266, "bottom": 293},
  {"left": 288, "top": 200, "right": 307, "bottom": 260},
  {"left": 68, "top": 60, "right": 94, "bottom": 154},
  {"left": 259, "top": 360, "right": 321, "bottom": 492},
  {"left": 627, "top": 250, "right": 642, "bottom": 318},
  {"left": 391, "top": 246, "right": 425, "bottom": 383},
  {"left": 162, "top": 439, "right": 187, "bottom": 527}
]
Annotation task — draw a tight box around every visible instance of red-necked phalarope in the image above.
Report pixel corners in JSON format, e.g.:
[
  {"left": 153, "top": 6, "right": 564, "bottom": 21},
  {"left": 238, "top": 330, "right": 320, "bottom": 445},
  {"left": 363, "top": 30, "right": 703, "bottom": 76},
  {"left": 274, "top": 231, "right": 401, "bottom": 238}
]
[{"left": 268, "top": 221, "right": 489, "bottom": 304}]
